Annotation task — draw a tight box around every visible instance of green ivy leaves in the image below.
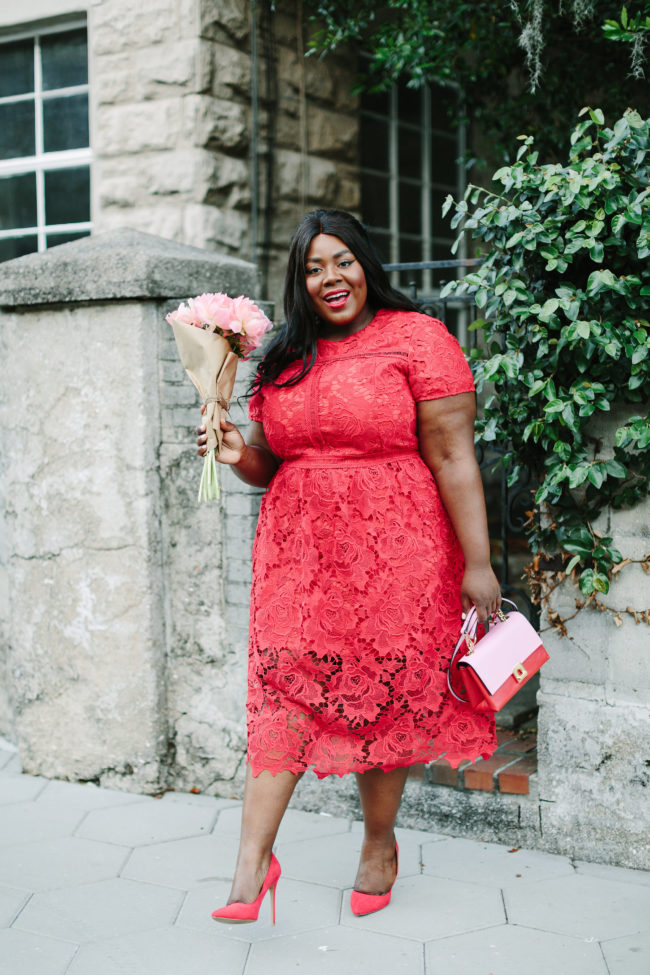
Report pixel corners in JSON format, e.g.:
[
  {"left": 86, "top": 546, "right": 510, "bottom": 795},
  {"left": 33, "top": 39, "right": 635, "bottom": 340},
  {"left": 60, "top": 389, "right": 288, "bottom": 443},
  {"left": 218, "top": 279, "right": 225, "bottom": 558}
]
[{"left": 442, "top": 108, "right": 650, "bottom": 597}]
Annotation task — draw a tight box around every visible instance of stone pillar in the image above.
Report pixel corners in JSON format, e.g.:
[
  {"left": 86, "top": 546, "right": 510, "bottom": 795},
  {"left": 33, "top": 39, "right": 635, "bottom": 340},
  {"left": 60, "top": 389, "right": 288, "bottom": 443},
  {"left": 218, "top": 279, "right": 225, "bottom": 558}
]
[
  {"left": 0, "top": 229, "right": 260, "bottom": 792},
  {"left": 537, "top": 407, "right": 650, "bottom": 869}
]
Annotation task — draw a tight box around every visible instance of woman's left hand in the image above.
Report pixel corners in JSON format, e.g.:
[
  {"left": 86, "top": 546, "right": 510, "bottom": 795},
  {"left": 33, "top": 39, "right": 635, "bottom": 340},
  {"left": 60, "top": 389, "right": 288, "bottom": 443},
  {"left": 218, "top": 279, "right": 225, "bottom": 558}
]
[{"left": 461, "top": 565, "right": 501, "bottom": 622}]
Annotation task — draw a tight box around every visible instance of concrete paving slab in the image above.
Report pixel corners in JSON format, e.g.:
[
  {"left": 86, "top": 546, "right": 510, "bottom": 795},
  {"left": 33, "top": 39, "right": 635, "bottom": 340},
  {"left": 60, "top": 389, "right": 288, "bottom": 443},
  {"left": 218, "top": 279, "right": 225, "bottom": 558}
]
[
  {"left": 214, "top": 805, "right": 352, "bottom": 844},
  {"left": 341, "top": 873, "right": 505, "bottom": 942},
  {"left": 36, "top": 780, "right": 151, "bottom": 812},
  {"left": 1, "top": 754, "right": 23, "bottom": 775},
  {"left": 159, "top": 792, "right": 240, "bottom": 810},
  {"left": 246, "top": 924, "right": 424, "bottom": 975},
  {"left": 602, "top": 930, "right": 650, "bottom": 975},
  {"left": 177, "top": 876, "right": 341, "bottom": 941},
  {"left": 122, "top": 833, "right": 238, "bottom": 890},
  {"left": 0, "top": 800, "right": 85, "bottom": 848},
  {"left": 65, "top": 924, "right": 249, "bottom": 975},
  {"left": 0, "top": 773, "right": 49, "bottom": 805},
  {"left": 76, "top": 795, "right": 217, "bottom": 846},
  {"left": 13, "top": 877, "right": 184, "bottom": 944},
  {"left": 421, "top": 836, "right": 574, "bottom": 887},
  {"left": 350, "top": 820, "right": 447, "bottom": 844},
  {"left": 574, "top": 859, "right": 650, "bottom": 888},
  {"left": 424, "top": 922, "right": 609, "bottom": 974},
  {"left": 0, "top": 884, "right": 30, "bottom": 927},
  {"left": 0, "top": 745, "right": 16, "bottom": 771},
  {"left": 276, "top": 832, "right": 420, "bottom": 888},
  {"left": 0, "top": 928, "right": 78, "bottom": 975},
  {"left": 0, "top": 837, "right": 129, "bottom": 892},
  {"left": 504, "top": 873, "right": 650, "bottom": 941}
]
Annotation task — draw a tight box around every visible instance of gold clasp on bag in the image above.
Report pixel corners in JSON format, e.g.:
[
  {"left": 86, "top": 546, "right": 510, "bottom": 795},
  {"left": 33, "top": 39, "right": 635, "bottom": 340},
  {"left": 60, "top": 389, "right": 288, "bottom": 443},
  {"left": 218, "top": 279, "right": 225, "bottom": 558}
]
[
  {"left": 465, "top": 634, "right": 476, "bottom": 655},
  {"left": 513, "top": 663, "right": 528, "bottom": 683},
  {"left": 496, "top": 608, "right": 508, "bottom": 623}
]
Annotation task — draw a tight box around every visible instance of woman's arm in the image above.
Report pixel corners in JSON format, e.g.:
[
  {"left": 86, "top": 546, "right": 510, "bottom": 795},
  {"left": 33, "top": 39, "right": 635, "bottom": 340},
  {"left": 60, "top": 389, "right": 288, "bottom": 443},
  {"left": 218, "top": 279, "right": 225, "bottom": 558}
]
[
  {"left": 417, "top": 392, "right": 501, "bottom": 621},
  {"left": 197, "top": 415, "right": 281, "bottom": 489}
]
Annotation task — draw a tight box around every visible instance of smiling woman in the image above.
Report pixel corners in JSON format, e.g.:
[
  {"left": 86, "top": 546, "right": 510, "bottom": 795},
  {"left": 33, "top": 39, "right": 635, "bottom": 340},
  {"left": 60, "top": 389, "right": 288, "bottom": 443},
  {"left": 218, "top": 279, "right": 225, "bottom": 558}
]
[
  {"left": 304, "top": 234, "right": 372, "bottom": 338},
  {"left": 195, "top": 208, "right": 500, "bottom": 925}
]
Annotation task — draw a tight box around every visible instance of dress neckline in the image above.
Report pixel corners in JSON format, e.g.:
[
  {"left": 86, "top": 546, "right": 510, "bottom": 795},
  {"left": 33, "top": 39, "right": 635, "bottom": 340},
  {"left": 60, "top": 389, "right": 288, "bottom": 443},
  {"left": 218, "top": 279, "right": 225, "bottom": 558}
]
[{"left": 317, "top": 308, "right": 386, "bottom": 348}]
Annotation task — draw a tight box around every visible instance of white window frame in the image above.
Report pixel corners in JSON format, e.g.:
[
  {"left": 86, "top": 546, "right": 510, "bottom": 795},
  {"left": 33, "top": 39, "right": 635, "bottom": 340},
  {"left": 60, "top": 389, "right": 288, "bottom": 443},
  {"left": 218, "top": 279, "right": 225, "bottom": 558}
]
[{"left": 0, "top": 18, "right": 92, "bottom": 255}]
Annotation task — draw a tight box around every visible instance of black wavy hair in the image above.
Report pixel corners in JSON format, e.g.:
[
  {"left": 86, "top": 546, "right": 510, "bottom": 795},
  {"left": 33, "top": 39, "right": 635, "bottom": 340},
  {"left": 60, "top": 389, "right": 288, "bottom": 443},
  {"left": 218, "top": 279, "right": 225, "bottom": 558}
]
[{"left": 252, "top": 209, "right": 420, "bottom": 390}]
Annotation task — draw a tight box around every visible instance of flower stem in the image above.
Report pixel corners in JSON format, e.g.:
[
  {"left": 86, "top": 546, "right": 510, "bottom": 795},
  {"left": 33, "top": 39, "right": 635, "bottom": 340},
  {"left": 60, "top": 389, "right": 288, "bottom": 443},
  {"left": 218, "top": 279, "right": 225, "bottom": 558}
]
[{"left": 197, "top": 448, "right": 220, "bottom": 502}]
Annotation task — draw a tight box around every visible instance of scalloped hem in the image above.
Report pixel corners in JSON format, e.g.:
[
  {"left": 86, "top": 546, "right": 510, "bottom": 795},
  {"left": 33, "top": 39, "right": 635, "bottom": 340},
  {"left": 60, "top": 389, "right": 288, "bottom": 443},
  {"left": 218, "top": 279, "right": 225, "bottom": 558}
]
[{"left": 248, "top": 745, "right": 496, "bottom": 780}]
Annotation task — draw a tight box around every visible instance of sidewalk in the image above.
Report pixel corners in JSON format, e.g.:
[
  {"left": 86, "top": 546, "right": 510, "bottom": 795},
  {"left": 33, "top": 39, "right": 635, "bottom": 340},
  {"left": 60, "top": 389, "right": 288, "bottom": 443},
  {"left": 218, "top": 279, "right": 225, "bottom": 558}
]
[{"left": 1, "top": 742, "right": 649, "bottom": 975}]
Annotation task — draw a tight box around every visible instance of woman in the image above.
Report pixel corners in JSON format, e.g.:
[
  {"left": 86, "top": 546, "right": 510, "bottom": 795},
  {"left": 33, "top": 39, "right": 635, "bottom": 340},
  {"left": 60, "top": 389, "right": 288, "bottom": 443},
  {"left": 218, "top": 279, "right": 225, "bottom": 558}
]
[{"left": 197, "top": 209, "right": 501, "bottom": 923}]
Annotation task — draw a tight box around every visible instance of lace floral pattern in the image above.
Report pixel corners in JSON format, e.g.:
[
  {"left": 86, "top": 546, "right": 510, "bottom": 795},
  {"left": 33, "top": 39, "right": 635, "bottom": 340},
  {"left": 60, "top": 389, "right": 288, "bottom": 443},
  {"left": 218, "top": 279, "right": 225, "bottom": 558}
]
[{"left": 247, "top": 310, "right": 496, "bottom": 777}]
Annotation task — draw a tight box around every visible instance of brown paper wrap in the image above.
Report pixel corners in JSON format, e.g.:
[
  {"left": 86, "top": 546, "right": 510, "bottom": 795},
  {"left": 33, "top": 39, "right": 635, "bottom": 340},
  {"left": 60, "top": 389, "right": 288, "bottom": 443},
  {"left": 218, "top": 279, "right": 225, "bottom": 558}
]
[{"left": 170, "top": 320, "right": 240, "bottom": 452}]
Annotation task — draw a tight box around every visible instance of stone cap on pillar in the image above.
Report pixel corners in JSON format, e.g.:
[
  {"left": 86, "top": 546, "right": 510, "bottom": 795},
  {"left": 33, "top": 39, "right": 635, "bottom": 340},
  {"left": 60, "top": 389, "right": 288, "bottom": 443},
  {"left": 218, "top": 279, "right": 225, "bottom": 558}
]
[{"left": 0, "top": 229, "right": 259, "bottom": 307}]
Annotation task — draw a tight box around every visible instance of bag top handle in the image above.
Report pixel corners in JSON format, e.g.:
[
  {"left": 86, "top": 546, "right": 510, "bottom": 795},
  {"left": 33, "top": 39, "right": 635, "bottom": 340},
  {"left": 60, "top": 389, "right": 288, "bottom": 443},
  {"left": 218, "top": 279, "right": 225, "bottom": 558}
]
[{"left": 447, "top": 598, "right": 519, "bottom": 704}]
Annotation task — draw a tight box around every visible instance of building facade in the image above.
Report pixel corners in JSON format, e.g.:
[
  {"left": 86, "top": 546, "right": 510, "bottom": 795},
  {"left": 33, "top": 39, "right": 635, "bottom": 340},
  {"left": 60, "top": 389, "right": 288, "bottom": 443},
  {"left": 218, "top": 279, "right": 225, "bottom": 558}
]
[{"left": 0, "top": 0, "right": 463, "bottom": 308}]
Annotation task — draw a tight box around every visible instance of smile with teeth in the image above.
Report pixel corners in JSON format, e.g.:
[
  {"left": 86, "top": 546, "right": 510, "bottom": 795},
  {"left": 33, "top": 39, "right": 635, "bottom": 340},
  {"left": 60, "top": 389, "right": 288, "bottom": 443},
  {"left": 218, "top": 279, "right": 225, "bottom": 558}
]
[{"left": 324, "top": 291, "right": 349, "bottom": 307}]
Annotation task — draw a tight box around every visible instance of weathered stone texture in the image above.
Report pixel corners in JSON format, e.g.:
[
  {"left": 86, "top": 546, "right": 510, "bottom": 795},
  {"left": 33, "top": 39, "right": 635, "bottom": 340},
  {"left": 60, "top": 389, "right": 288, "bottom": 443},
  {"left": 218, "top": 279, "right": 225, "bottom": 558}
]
[
  {"left": 0, "top": 231, "right": 262, "bottom": 794},
  {"left": 88, "top": 0, "right": 361, "bottom": 307},
  {"left": 90, "top": 0, "right": 253, "bottom": 264},
  {"left": 0, "top": 301, "right": 167, "bottom": 791},
  {"left": 537, "top": 407, "right": 650, "bottom": 868}
]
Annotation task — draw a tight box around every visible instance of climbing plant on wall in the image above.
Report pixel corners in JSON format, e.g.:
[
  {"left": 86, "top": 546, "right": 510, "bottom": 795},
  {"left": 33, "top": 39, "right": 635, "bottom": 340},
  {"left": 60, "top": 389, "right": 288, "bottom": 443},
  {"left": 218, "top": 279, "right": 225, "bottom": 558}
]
[{"left": 440, "top": 108, "right": 650, "bottom": 618}]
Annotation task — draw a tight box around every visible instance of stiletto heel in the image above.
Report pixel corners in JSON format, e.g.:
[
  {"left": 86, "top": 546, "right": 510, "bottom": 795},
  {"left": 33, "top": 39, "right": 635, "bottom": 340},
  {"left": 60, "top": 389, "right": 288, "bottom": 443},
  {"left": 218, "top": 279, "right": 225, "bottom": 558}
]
[
  {"left": 211, "top": 853, "right": 281, "bottom": 925},
  {"left": 350, "top": 842, "right": 399, "bottom": 917}
]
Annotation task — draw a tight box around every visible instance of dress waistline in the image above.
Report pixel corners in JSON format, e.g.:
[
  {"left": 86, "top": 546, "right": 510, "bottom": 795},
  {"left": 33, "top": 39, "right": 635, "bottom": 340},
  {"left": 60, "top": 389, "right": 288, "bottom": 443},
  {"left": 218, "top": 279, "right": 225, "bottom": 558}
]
[{"left": 281, "top": 449, "right": 421, "bottom": 469}]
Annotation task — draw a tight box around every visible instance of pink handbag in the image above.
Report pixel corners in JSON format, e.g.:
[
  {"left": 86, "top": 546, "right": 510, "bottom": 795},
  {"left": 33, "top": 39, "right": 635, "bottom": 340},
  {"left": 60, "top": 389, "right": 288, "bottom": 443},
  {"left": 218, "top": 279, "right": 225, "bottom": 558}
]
[{"left": 447, "top": 599, "right": 549, "bottom": 712}]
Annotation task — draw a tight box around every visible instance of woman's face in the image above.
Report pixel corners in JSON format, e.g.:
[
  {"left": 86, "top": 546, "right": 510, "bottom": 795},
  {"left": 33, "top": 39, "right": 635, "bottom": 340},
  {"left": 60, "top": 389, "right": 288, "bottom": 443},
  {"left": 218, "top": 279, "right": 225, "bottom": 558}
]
[{"left": 304, "top": 234, "right": 372, "bottom": 338}]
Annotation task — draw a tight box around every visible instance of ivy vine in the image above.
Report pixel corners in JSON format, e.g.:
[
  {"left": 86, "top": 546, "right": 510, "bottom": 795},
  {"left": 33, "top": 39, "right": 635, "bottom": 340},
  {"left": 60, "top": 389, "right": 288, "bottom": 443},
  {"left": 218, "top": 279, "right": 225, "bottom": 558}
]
[{"left": 441, "top": 108, "right": 650, "bottom": 610}]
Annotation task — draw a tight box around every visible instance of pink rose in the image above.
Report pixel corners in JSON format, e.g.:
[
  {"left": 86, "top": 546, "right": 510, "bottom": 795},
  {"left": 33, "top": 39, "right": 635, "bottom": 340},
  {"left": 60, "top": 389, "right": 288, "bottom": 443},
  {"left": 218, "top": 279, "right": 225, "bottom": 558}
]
[
  {"left": 166, "top": 302, "right": 200, "bottom": 327},
  {"left": 192, "top": 292, "right": 234, "bottom": 331}
]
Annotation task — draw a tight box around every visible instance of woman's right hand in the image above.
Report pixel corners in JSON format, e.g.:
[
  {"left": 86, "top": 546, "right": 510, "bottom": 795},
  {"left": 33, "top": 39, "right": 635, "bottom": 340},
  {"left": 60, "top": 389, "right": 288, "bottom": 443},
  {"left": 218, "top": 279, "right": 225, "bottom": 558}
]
[{"left": 196, "top": 405, "right": 247, "bottom": 467}]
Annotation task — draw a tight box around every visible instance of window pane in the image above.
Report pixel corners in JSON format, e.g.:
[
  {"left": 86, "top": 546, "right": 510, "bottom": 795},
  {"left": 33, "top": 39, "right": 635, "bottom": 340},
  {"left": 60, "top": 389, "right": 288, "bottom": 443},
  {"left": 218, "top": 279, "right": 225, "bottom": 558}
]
[
  {"left": 399, "top": 181, "right": 421, "bottom": 235},
  {"left": 0, "top": 235, "right": 38, "bottom": 262},
  {"left": 432, "top": 135, "right": 459, "bottom": 186},
  {"left": 361, "top": 172, "right": 390, "bottom": 229},
  {"left": 398, "top": 124, "right": 422, "bottom": 181},
  {"left": 361, "top": 88, "right": 389, "bottom": 116},
  {"left": 46, "top": 230, "right": 90, "bottom": 248},
  {"left": 430, "top": 84, "right": 457, "bottom": 132},
  {"left": 0, "top": 172, "right": 37, "bottom": 230},
  {"left": 0, "top": 38, "right": 34, "bottom": 97},
  {"left": 360, "top": 115, "right": 389, "bottom": 172},
  {"left": 397, "top": 86, "right": 421, "bottom": 125},
  {"left": 398, "top": 236, "right": 423, "bottom": 290},
  {"left": 369, "top": 229, "right": 391, "bottom": 264},
  {"left": 43, "top": 94, "right": 89, "bottom": 152},
  {"left": 44, "top": 166, "right": 90, "bottom": 225},
  {"left": 41, "top": 28, "right": 88, "bottom": 90},
  {"left": 0, "top": 100, "right": 36, "bottom": 160}
]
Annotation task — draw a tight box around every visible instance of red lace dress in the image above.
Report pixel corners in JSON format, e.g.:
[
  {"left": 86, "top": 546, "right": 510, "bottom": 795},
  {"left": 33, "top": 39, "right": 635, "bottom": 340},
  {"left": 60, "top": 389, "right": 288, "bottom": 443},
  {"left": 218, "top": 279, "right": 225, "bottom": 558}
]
[{"left": 246, "top": 309, "right": 496, "bottom": 778}]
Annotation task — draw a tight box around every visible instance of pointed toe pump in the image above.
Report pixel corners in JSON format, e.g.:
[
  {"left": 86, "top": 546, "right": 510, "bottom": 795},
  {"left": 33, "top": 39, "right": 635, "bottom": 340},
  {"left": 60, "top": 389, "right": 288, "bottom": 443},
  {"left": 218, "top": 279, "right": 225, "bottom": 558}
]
[
  {"left": 211, "top": 853, "right": 281, "bottom": 925},
  {"left": 350, "top": 842, "right": 399, "bottom": 917}
]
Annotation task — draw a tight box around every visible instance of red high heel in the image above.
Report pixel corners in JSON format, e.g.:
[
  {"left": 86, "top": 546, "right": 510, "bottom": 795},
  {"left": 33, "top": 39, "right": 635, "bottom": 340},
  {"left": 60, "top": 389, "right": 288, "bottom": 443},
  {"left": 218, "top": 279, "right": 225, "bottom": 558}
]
[
  {"left": 211, "top": 853, "right": 281, "bottom": 925},
  {"left": 350, "top": 842, "right": 399, "bottom": 917}
]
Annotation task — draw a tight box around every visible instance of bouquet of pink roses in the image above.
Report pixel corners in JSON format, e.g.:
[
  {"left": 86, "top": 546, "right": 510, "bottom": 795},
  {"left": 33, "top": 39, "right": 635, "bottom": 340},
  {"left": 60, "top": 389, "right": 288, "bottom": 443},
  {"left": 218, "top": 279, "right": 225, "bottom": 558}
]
[{"left": 166, "top": 292, "right": 273, "bottom": 501}]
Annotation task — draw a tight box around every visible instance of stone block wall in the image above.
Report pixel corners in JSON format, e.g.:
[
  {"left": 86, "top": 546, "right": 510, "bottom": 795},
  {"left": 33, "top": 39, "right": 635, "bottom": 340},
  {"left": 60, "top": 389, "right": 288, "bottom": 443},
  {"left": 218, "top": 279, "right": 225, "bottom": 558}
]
[
  {"left": 89, "top": 0, "right": 361, "bottom": 309},
  {"left": 536, "top": 408, "right": 650, "bottom": 869},
  {"left": 0, "top": 230, "right": 262, "bottom": 793}
]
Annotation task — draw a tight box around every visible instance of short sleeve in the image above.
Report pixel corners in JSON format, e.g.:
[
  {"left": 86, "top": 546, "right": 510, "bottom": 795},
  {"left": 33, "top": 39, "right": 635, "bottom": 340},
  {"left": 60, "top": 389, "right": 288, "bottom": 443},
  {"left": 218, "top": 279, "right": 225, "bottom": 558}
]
[
  {"left": 407, "top": 316, "right": 475, "bottom": 401},
  {"left": 248, "top": 385, "right": 264, "bottom": 422}
]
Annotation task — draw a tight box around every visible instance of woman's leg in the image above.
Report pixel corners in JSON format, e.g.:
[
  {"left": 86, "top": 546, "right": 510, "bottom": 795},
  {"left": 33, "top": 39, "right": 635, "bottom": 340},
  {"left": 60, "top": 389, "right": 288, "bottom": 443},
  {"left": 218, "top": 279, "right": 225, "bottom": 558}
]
[
  {"left": 354, "top": 766, "right": 409, "bottom": 894},
  {"left": 227, "top": 765, "right": 302, "bottom": 904}
]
